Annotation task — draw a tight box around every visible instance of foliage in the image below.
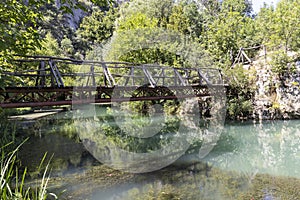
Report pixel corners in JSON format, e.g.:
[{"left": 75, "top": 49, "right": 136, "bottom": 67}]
[
  {"left": 85, "top": 44, "right": 106, "bottom": 61},
  {"left": 118, "top": 0, "right": 173, "bottom": 28},
  {"left": 107, "top": 0, "right": 177, "bottom": 65},
  {"left": 0, "top": 139, "right": 54, "bottom": 200},
  {"left": 256, "top": 0, "right": 300, "bottom": 51},
  {"left": 105, "top": 10, "right": 175, "bottom": 64},
  {"left": 168, "top": 0, "right": 204, "bottom": 38},
  {"left": 270, "top": 50, "right": 296, "bottom": 77},
  {"left": 254, "top": 4, "right": 275, "bottom": 46},
  {"left": 221, "top": 0, "right": 253, "bottom": 16},
  {"left": 76, "top": 7, "right": 118, "bottom": 51},
  {"left": 118, "top": 12, "right": 158, "bottom": 31},
  {"left": 225, "top": 65, "right": 256, "bottom": 119},
  {"left": 61, "top": 36, "right": 75, "bottom": 57},
  {"left": 0, "top": 0, "right": 111, "bottom": 60},
  {"left": 105, "top": 0, "right": 212, "bottom": 67},
  {"left": 227, "top": 97, "right": 253, "bottom": 119},
  {"left": 0, "top": 0, "right": 111, "bottom": 89},
  {"left": 105, "top": 26, "right": 212, "bottom": 68},
  {"left": 37, "top": 3, "right": 73, "bottom": 43},
  {"left": 34, "top": 32, "right": 62, "bottom": 56},
  {"left": 0, "top": 1, "right": 42, "bottom": 61},
  {"left": 202, "top": 0, "right": 256, "bottom": 65},
  {"left": 273, "top": 0, "right": 300, "bottom": 51},
  {"left": 106, "top": 28, "right": 180, "bottom": 65}
]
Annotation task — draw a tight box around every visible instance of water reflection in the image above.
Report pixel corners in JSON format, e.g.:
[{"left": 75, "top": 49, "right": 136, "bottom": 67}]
[
  {"left": 72, "top": 85, "right": 226, "bottom": 173},
  {"left": 19, "top": 134, "right": 97, "bottom": 176},
  {"left": 205, "top": 120, "right": 300, "bottom": 178},
  {"left": 16, "top": 112, "right": 300, "bottom": 199},
  {"left": 73, "top": 103, "right": 197, "bottom": 173},
  {"left": 18, "top": 113, "right": 300, "bottom": 179}
]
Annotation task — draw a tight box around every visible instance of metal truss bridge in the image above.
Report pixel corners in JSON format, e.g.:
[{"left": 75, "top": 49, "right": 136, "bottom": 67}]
[{"left": 0, "top": 56, "right": 227, "bottom": 108}]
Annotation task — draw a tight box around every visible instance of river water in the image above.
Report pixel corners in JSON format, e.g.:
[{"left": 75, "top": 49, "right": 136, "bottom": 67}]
[{"left": 17, "top": 109, "right": 300, "bottom": 199}]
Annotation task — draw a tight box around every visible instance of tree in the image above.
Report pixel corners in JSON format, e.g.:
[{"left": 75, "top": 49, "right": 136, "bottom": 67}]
[
  {"left": 0, "top": 0, "right": 112, "bottom": 62},
  {"left": 253, "top": 3, "right": 275, "bottom": 46},
  {"left": 225, "top": 65, "right": 256, "bottom": 119},
  {"left": 104, "top": 0, "right": 215, "bottom": 66},
  {"left": 197, "top": 0, "right": 221, "bottom": 17},
  {"left": 34, "top": 32, "right": 61, "bottom": 56},
  {"left": 168, "top": 0, "right": 204, "bottom": 38},
  {"left": 117, "top": 0, "right": 173, "bottom": 28},
  {"left": 76, "top": 7, "right": 117, "bottom": 50},
  {"left": 199, "top": 0, "right": 257, "bottom": 66},
  {"left": 106, "top": 22, "right": 210, "bottom": 67},
  {"left": 221, "top": 0, "right": 253, "bottom": 16},
  {"left": 61, "top": 36, "right": 75, "bottom": 57},
  {"left": 0, "top": 1, "right": 42, "bottom": 60},
  {"left": 272, "top": 0, "right": 300, "bottom": 51},
  {"left": 203, "top": 11, "right": 255, "bottom": 65},
  {"left": 256, "top": 0, "right": 300, "bottom": 51},
  {"left": 105, "top": 17, "right": 180, "bottom": 64}
]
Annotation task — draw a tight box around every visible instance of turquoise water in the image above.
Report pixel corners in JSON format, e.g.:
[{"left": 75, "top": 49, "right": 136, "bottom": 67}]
[
  {"left": 17, "top": 111, "right": 300, "bottom": 199},
  {"left": 89, "top": 119, "right": 300, "bottom": 200},
  {"left": 205, "top": 120, "right": 300, "bottom": 178}
]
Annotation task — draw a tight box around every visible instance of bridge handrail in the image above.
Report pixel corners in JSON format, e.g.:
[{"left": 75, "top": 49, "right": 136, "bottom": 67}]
[
  {"left": 3, "top": 55, "right": 226, "bottom": 87},
  {"left": 13, "top": 55, "right": 133, "bottom": 65},
  {"left": 12, "top": 55, "right": 222, "bottom": 71}
]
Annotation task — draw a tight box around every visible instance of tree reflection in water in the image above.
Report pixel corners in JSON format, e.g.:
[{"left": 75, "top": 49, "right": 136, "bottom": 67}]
[{"left": 204, "top": 120, "right": 300, "bottom": 178}]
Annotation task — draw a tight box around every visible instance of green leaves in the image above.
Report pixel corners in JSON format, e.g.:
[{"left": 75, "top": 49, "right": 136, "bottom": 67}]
[
  {"left": 101, "top": 0, "right": 212, "bottom": 66},
  {"left": 203, "top": 11, "right": 255, "bottom": 65},
  {"left": 199, "top": 0, "right": 257, "bottom": 66},
  {"left": 221, "top": 0, "right": 253, "bottom": 16},
  {"left": 168, "top": 1, "right": 204, "bottom": 38},
  {"left": 0, "top": 1, "right": 41, "bottom": 58},
  {"left": 118, "top": 13, "right": 158, "bottom": 31},
  {"left": 256, "top": 0, "right": 300, "bottom": 51},
  {"left": 35, "top": 32, "right": 62, "bottom": 56},
  {"left": 225, "top": 65, "right": 256, "bottom": 119},
  {"left": 270, "top": 50, "right": 296, "bottom": 77},
  {"left": 0, "top": 0, "right": 110, "bottom": 61},
  {"left": 77, "top": 7, "right": 117, "bottom": 48}
]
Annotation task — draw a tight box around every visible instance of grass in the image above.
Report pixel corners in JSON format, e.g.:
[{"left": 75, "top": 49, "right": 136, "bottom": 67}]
[
  {"left": 0, "top": 110, "right": 59, "bottom": 199},
  {"left": 0, "top": 140, "right": 56, "bottom": 200}
]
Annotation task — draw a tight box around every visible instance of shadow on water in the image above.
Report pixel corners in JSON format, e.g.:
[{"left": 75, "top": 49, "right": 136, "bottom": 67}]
[
  {"left": 18, "top": 134, "right": 98, "bottom": 176},
  {"left": 14, "top": 109, "right": 300, "bottom": 200}
]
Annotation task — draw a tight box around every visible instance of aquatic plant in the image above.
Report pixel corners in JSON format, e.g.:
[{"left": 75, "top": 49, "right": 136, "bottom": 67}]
[{"left": 0, "top": 141, "right": 55, "bottom": 200}]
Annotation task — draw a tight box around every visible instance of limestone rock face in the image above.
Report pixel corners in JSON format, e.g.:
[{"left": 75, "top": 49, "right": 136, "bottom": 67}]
[{"left": 252, "top": 59, "right": 300, "bottom": 120}]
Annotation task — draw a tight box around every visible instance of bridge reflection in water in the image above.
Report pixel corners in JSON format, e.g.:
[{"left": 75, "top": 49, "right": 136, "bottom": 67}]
[{"left": 0, "top": 56, "right": 227, "bottom": 108}]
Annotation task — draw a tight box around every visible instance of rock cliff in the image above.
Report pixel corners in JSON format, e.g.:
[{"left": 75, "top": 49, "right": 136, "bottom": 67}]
[{"left": 252, "top": 53, "right": 300, "bottom": 120}]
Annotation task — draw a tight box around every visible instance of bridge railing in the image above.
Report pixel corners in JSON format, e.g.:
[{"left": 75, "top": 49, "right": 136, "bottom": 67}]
[
  {"left": 0, "top": 56, "right": 227, "bottom": 108},
  {"left": 1, "top": 56, "right": 225, "bottom": 88}
]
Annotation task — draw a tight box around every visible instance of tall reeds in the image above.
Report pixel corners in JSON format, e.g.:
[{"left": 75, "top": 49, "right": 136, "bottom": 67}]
[{"left": 0, "top": 140, "right": 55, "bottom": 200}]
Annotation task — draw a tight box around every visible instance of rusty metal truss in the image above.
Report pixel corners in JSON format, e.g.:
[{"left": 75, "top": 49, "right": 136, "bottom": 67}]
[{"left": 0, "top": 56, "right": 227, "bottom": 108}]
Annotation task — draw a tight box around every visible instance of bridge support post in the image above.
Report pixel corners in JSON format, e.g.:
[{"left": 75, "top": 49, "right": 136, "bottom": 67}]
[{"left": 36, "top": 61, "right": 46, "bottom": 87}]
